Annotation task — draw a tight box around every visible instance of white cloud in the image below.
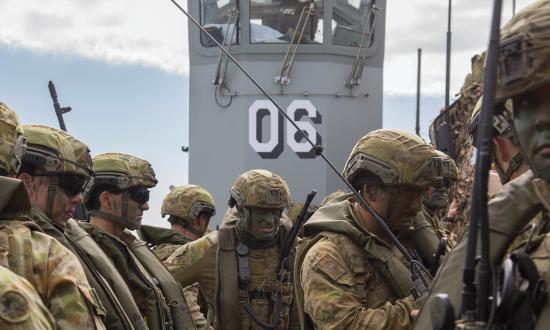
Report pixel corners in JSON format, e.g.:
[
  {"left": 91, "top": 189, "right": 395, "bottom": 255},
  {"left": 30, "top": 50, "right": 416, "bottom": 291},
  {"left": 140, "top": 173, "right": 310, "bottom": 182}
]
[
  {"left": 384, "top": 0, "right": 532, "bottom": 96},
  {"left": 0, "top": 0, "right": 189, "bottom": 74},
  {"left": 0, "top": 0, "right": 534, "bottom": 94}
]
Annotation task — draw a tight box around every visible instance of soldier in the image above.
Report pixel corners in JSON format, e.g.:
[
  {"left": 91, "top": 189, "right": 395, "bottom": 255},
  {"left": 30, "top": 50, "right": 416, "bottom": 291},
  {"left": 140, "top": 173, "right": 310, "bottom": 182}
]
[
  {"left": 0, "top": 102, "right": 105, "bottom": 329},
  {"left": 139, "top": 184, "right": 216, "bottom": 260},
  {"left": 413, "top": 1, "right": 550, "bottom": 327},
  {"left": 18, "top": 125, "right": 146, "bottom": 330},
  {"left": 82, "top": 153, "right": 195, "bottom": 330},
  {"left": 420, "top": 150, "right": 459, "bottom": 249},
  {"left": 294, "top": 129, "right": 445, "bottom": 329},
  {"left": 138, "top": 184, "right": 216, "bottom": 329},
  {"left": 0, "top": 265, "right": 55, "bottom": 329},
  {"left": 165, "top": 169, "right": 300, "bottom": 330}
]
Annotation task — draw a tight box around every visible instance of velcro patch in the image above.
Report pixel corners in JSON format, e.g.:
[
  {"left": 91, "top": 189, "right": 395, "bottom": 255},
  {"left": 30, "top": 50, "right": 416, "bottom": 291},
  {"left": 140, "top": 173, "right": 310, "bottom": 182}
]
[{"left": 0, "top": 290, "right": 29, "bottom": 323}]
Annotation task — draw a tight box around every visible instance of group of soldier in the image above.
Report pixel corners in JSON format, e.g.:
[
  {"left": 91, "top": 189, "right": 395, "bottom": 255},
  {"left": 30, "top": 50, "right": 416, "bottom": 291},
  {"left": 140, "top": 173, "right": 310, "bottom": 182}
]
[{"left": 0, "top": 1, "right": 549, "bottom": 329}]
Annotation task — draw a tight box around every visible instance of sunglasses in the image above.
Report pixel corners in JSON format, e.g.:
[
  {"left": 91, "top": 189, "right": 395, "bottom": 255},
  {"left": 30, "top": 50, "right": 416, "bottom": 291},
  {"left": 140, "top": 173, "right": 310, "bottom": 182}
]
[
  {"left": 33, "top": 173, "right": 89, "bottom": 196},
  {"left": 128, "top": 186, "right": 150, "bottom": 204}
]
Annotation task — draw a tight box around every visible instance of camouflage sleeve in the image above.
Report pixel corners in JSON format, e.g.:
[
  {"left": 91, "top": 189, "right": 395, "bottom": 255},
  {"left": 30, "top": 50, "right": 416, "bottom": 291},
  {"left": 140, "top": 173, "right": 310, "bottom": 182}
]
[
  {"left": 301, "top": 239, "right": 416, "bottom": 330},
  {"left": 183, "top": 284, "right": 209, "bottom": 330},
  {"left": 32, "top": 231, "right": 105, "bottom": 330},
  {"left": 0, "top": 265, "right": 55, "bottom": 330},
  {"left": 164, "top": 231, "right": 218, "bottom": 288}
]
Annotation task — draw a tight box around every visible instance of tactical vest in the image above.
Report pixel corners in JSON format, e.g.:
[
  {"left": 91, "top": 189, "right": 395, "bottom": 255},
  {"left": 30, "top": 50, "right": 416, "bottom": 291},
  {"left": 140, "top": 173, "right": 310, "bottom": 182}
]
[
  {"left": 81, "top": 223, "right": 171, "bottom": 330},
  {"left": 294, "top": 231, "right": 416, "bottom": 330},
  {"left": 65, "top": 219, "right": 147, "bottom": 330},
  {"left": 128, "top": 234, "right": 196, "bottom": 330},
  {"left": 216, "top": 221, "right": 297, "bottom": 330}
]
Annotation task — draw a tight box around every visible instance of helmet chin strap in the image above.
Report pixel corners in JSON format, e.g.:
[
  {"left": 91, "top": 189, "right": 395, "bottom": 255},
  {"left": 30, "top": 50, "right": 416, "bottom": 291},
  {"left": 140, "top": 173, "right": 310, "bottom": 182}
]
[
  {"left": 45, "top": 176, "right": 58, "bottom": 219},
  {"left": 90, "top": 191, "right": 141, "bottom": 230},
  {"left": 495, "top": 152, "right": 524, "bottom": 184}
]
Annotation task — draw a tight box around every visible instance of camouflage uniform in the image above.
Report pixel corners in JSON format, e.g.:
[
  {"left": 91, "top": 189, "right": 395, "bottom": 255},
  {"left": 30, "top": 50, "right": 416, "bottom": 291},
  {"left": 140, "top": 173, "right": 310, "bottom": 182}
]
[
  {"left": 0, "top": 102, "right": 105, "bottom": 330},
  {"left": 165, "top": 169, "right": 300, "bottom": 330},
  {"left": 0, "top": 265, "right": 55, "bottom": 330},
  {"left": 138, "top": 184, "right": 217, "bottom": 330},
  {"left": 84, "top": 153, "right": 195, "bottom": 330},
  {"left": 414, "top": 2, "right": 550, "bottom": 328},
  {"left": 21, "top": 125, "right": 145, "bottom": 330},
  {"left": 294, "top": 130, "right": 446, "bottom": 329}
]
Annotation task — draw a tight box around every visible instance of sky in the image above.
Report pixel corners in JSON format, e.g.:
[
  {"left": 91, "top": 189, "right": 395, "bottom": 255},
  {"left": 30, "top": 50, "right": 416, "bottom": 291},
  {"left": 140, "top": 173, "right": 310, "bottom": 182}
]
[{"left": 0, "top": 0, "right": 533, "bottom": 227}]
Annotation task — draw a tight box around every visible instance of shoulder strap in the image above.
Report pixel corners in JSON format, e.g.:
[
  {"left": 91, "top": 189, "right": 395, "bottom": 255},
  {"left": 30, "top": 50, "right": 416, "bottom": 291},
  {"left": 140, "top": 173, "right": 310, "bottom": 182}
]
[
  {"left": 65, "top": 220, "right": 147, "bottom": 330},
  {"left": 216, "top": 225, "right": 241, "bottom": 330},
  {"left": 130, "top": 238, "right": 196, "bottom": 330},
  {"left": 362, "top": 236, "right": 415, "bottom": 299}
]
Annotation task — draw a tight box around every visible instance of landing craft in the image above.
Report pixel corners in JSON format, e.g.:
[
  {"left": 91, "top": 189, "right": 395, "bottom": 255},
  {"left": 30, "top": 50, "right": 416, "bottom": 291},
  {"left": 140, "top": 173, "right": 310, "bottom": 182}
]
[{"left": 187, "top": 0, "right": 386, "bottom": 224}]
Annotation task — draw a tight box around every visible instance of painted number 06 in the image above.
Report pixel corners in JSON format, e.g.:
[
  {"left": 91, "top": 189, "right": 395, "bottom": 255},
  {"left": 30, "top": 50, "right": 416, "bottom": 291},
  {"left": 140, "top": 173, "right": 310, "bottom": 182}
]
[{"left": 248, "top": 100, "right": 320, "bottom": 158}]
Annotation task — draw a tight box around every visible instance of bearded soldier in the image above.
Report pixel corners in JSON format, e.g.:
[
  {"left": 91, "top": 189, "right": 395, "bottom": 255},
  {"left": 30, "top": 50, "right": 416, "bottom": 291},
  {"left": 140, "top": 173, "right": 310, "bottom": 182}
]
[
  {"left": 82, "top": 153, "right": 195, "bottom": 330},
  {"left": 165, "top": 169, "right": 300, "bottom": 330},
  {"left": 139, "top": 184, "right": 216, "bottom": 329},
  {"left": 294, "top": 129, "right": 447, "bottom": 329},
  {"left": 17, "top": 125, "right": 146, "bottom": 330},
  {"left": 413, "top": 1, "right": 550, "bottom": 328},
  {"left": 0, "top": 102, "right": 105, "bottom": 330}
]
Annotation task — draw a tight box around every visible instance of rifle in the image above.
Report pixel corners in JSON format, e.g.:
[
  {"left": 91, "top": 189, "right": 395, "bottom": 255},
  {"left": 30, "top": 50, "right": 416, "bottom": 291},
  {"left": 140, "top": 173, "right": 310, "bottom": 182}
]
[
  {"left": 429, "top": 1, "right": 504, "bottom": 329},
  {"left": 460, "top": 0, "right": 502, "bottom": 325},
  {"left": 169, "top": 0, "right": 433, "bottom": 303},
  {"left": 48, "top": 80, "right": 71, "bottom": 132},
  {"left": 277, "top": 190, "right": 317, "bottom": 277}
]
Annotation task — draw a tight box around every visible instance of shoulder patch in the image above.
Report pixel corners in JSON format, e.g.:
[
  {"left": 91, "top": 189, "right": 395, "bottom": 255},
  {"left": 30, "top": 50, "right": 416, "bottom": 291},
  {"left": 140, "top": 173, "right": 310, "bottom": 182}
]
[{"left": 0, "top": 290, "right": 30, "bottom": 323}]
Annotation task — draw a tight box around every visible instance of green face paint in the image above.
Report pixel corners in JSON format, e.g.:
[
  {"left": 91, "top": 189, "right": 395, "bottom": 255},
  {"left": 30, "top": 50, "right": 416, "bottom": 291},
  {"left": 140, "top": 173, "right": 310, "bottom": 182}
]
[
  {"left": 247, "top": 208, "right": 282, "bottom": 241},
  {"left": 513, "top": 85, "right": 550, "bottom": 180}
]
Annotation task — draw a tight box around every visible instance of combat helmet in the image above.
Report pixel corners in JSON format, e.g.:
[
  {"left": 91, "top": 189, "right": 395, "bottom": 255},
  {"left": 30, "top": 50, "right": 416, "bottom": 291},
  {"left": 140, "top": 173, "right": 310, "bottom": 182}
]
[
  {"left": 86, "top": 153, "right": 157, "bottom": 229},
  {"left": 161, "top": 184, "right": 216, "bottom": 222},
  {"left": 433, "top": 149, "right": 458, "bottom": 183},
  {"left": 343, "top": 129, "right": 451, "bottom": 189},
  {"left": 0, "top": 102, "right": 26, "bottom": 176},
  {"left": 22, "top": 125, "right": 93, "bottom": 178},
  {"left": 495, "top": 0, "right": 550, "bottom": 102},
  {"left": 228, "top": 169, "right": 291, "bottom": 210},
  {"left": 20, "top": 125, "right": 94, "bottom": 217},
  {"left": 89, "top": 153, "right": 157, "bottom": 191}
]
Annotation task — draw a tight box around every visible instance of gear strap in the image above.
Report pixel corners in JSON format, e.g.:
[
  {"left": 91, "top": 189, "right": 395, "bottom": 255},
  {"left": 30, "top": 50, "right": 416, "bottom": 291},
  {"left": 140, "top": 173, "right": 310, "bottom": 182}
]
[
  {"left": 89, "top": 210, "right": 140, "bottom": 229},
  {"left": 217, "top": 226, "right": 241, "bottom": 330},
  {"left": 45, "top": 176, "right": 58, "bottom": 219},
  {"left": 497, "top": 152, "right": 524, "bottom": 184}
]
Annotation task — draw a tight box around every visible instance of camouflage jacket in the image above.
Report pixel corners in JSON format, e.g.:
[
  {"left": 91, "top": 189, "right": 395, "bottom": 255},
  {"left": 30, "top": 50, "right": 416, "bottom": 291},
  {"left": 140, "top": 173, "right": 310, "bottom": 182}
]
[
  {"left": 294, "top": 193, "right": 418, "bottom": 330},
  {"left": 0, "top": 176, "right": 105, "bottom": 330},
  {"left": 413, "top": 170, "right": 548, "bottom": 329},
  {"left": 0, "top": 265, "right": 55, "bottom": 329},
  {"left": 31, "top": 208, "right": 142, "bottom": 330},
  {"left": 138, "top": 225, "right": 209, "bottom": 330},
  {"left": 165, "top": 218, "right": 299, "bottom": 330}
]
